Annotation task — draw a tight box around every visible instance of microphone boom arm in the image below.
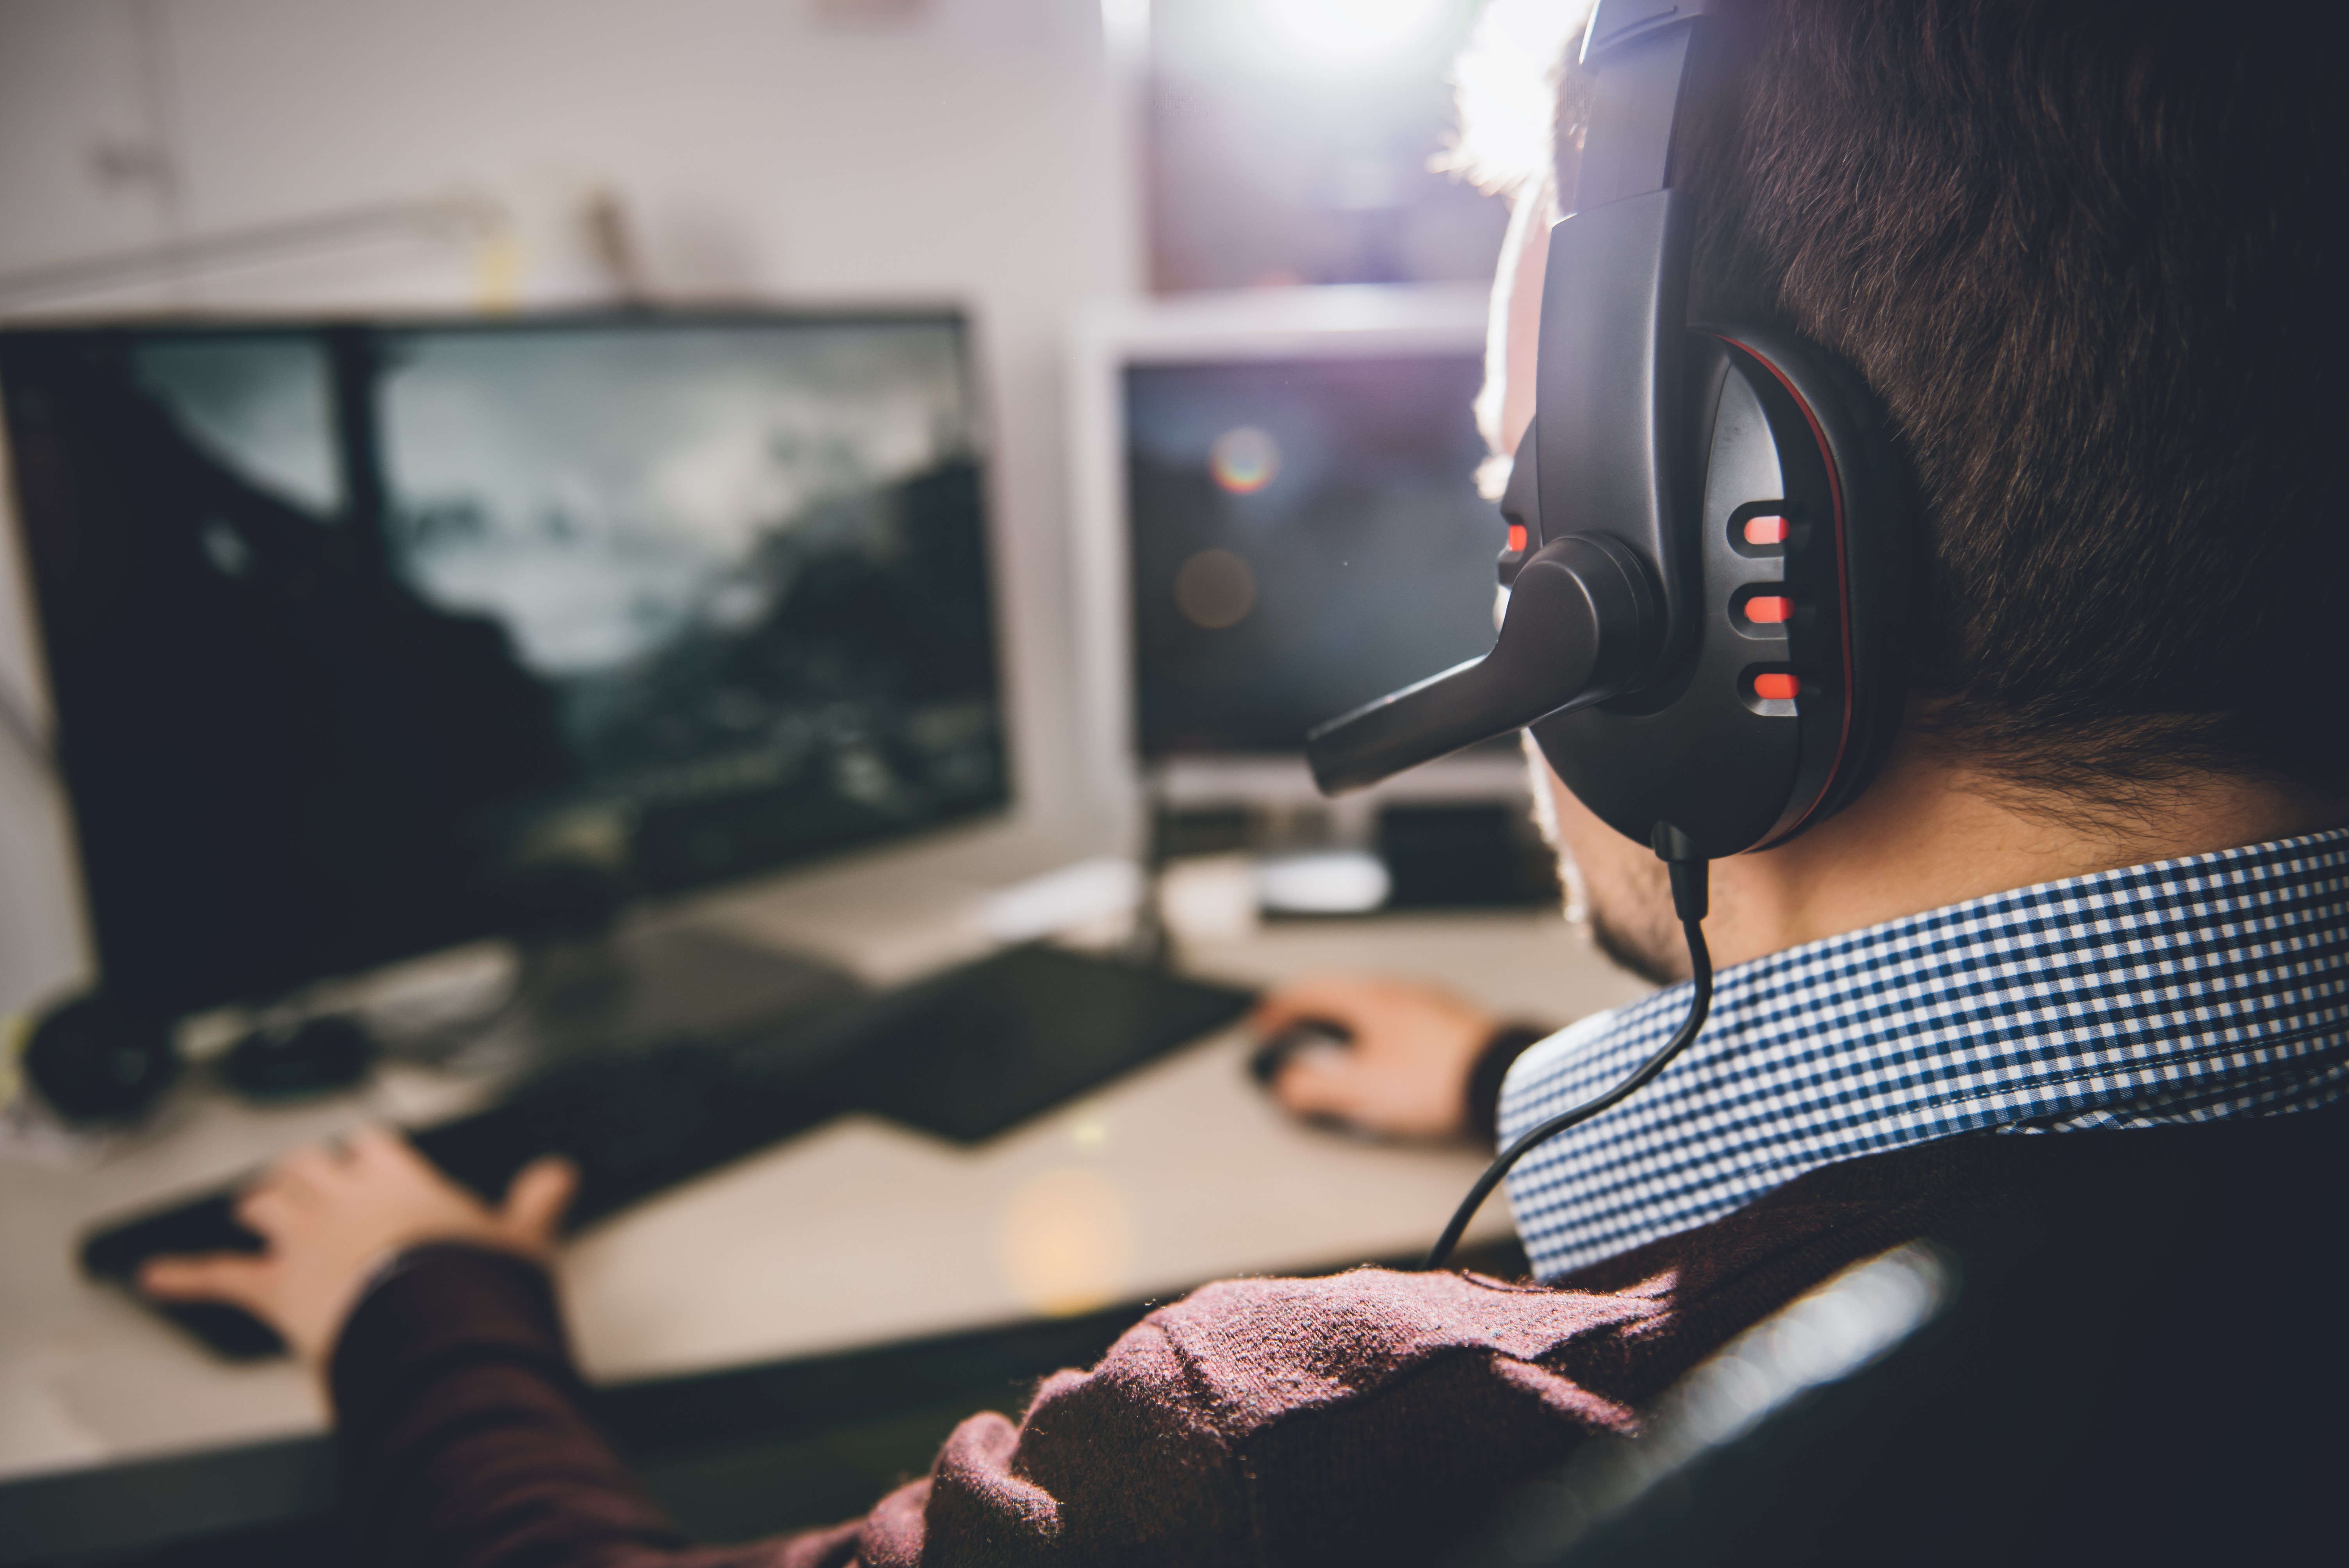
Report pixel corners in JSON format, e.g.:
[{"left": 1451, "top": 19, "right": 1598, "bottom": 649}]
[{"left": 1307, "top": 533, "right": 1659, "bottom": 795}]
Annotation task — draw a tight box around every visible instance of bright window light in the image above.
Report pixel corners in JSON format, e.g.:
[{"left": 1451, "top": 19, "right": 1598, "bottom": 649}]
[{"left": 1255, "top": 0, "right": 1456, "bottom": 74}]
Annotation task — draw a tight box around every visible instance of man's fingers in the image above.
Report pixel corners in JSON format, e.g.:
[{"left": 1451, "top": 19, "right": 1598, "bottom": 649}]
[
  {"left": 269, "top": 1145, "right": 342, "bottom": 1200},
  {"left": 501, "top": 1155, "right": 579, "bottom": 1244},
  {"left": 140, "top": 1253, "right": 271, "bottom": 1308},
  {"left": 1252, "top": 975, "right": 1382, "bottom": 1033},
  {"left": 346, "top": 1124, "right": 421, "bottom": 1173},
  {"left": 233, "top": 1183, "right": 297, "bottom": 1235},
  {"left": 1270, "top": 1047, "right": 1364, "bottom": 1121}
]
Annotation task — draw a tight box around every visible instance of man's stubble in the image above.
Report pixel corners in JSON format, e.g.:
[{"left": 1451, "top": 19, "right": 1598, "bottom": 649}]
[{"left": 1529, "top": 744, "right": 1693, "bottom": 988}]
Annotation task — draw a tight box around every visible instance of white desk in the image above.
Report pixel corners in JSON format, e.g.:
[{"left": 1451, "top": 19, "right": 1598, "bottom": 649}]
[{"left": 0, "top": 862, "right": 1649, "bottom": 1557}]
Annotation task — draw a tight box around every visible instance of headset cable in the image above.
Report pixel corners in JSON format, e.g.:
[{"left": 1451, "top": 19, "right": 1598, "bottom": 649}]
[{"left": 1424, "top": 839, "right": 1711, "bottom": 1271}]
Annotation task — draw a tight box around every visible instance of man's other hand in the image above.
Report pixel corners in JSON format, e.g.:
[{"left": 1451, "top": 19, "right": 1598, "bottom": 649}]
[
  {"left": 139, "top": 1127, "right": 576, "bottom": 1368},
  {"left": 1251, "top": 976, "right": 1497, "bottom": 1141}
]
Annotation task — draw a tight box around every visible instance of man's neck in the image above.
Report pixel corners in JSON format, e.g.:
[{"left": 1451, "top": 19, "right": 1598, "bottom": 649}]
[{"left": 1702, "top": 739, "right": 2347, "bottom": 969}]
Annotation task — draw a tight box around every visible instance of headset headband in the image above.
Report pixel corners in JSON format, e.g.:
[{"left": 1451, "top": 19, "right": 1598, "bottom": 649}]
[
  {"left": 1305, "top": 0, "right": 1739, "bottom": 792},
  {"left": 1535, "top": 0, "right": 1732, "bottom": 668}
]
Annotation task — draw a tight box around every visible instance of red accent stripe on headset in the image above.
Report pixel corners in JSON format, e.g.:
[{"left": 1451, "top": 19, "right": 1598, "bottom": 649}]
[{"left": 1717, "top": 335, "right": 1855, "bottom": 847}]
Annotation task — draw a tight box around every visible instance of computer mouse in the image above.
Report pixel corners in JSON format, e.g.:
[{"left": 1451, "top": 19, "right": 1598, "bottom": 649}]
[
  {"left": 221, "top": 1016, "right": 377, "bottom": 1099},
  {"left": 1247, "top": 1017, "right": 1354, "bottom": 1086}
]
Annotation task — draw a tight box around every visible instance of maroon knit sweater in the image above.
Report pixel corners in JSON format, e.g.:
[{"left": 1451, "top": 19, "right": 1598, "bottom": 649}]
[{"left": 330, "top": 1109, "right": 2346, "bottom": 1568}]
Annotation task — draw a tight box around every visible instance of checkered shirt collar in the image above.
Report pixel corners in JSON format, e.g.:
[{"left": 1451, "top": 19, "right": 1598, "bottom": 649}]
[{"left": 1499, "top": 830, "right": 2349, "bottom": 1281}]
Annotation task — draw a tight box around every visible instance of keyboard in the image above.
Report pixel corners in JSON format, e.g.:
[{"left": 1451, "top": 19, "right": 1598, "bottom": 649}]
[{"left": 79, "top": 944, "right": 1255, "bottom": 1358}]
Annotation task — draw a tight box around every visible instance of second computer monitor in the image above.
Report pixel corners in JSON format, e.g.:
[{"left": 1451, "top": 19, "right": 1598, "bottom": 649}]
[{"left": 1072, "top": 286, "right": 1511, "bottom": 799}]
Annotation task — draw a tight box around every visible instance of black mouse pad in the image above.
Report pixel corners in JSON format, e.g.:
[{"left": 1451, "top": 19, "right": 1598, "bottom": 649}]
[{"left": 844, "top": 946, "right": 1255, "bottom": 1144}]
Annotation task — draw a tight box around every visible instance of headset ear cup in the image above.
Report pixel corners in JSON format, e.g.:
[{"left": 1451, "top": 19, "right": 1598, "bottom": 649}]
[
  {"left": 1527, "top": 326, "right": 1913, "bottom": 856},
  {"left": 1699, "top": 324, "right": 1918, "bottom": 841}
]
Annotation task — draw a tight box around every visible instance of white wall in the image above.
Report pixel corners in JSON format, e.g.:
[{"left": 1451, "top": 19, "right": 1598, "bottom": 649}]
[{"left": 0, "top": 0, "right": 1142, "bottom": 1016}]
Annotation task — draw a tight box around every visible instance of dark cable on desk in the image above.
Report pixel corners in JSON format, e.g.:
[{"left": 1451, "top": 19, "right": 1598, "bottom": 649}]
[{"left": 1423, "top": 848, "right": 1712, "bottom": 1272}]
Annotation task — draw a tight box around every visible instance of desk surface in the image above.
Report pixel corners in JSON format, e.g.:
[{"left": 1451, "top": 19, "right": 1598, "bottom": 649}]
[{"left": 0, "top": 877, "right": 1649, "bottom": 1523}]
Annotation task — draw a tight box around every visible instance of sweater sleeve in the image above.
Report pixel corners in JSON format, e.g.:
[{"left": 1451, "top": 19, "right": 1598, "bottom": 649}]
[{"left": 328, "top": 1244, "right": 861, "bottom": 1568}]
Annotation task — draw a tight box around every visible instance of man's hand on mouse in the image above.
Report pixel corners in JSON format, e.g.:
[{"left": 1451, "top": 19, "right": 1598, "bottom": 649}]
[
  {"left": 1251, "top": 975, "right": 1498, "bottom": 1141},
  {"left": 138, "top": 1127, "right": 576, "bottom": 1368}
]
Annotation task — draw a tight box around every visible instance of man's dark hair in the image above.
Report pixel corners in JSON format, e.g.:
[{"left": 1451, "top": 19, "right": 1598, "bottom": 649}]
[{"left": 1570, "top": 0, "right": 2347, "bottom": 804}]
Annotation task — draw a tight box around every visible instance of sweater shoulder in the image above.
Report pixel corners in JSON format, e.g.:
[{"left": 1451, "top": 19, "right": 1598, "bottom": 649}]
[{"left": 912, "top": 1269, "right": 1654, "bottom": 1566}]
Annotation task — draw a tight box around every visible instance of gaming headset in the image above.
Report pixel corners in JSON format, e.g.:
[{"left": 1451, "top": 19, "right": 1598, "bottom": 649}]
[{"left": 1299, "top": 0, "right": 1917, "bottom": 1267}]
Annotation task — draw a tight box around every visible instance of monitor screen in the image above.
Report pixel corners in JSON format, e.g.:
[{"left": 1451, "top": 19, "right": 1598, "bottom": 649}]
[
  {"left": 1124, "top": 351, "right": 1502, "bottom": 758},
  {"left": 2, "top": 311, "right": 1006, "bottom": 1012}
]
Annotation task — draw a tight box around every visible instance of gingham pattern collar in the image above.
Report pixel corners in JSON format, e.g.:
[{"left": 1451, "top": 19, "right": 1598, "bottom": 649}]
[{"left": 1499, "top": 830, "right": 2349, "bottom": 1281}]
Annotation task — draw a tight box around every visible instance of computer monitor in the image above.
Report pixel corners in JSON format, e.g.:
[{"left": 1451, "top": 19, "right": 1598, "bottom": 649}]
[
  {"left": 1067, "top": 286, "right": 1555, "bottom": 912},
  {"left": 1068, "top": 285, "right": 1522, "bottom": 809},
  {"left": 1, "top": 310, "right": 1007, "bottom": 1015}
]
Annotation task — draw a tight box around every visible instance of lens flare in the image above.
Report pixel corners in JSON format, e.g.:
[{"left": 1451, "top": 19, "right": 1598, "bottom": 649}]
[
  {"left": 1174, "top": 548, "right": 1257, "bottom": 630},
  {"left": 1208, "top": 425, "right": 1280, "bottom": 494}
]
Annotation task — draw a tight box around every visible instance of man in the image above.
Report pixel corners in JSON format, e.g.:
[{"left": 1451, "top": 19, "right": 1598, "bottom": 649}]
[{"left": 144, "top": 1, "right": 2347, "bottom": 1563}]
